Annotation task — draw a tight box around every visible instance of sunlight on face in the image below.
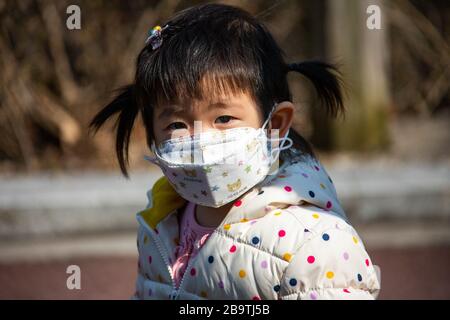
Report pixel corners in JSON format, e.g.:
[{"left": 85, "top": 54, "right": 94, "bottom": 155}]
[{"left": 153, "top": 90, "right": 264, "bottom": 144}]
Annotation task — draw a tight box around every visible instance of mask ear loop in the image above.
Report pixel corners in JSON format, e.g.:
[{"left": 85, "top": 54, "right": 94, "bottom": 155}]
[
  {"left": 268, "top": 130, "right": 293, "bottom": 163},
  {"left": 262, "top": 102, "right": 293, "bottom": 163},
  {"left": 143, "top": 142, "right": 161, "bottom": 166},
  {"left": 262, "top": 102, "right": 278, "bottom": 130}
]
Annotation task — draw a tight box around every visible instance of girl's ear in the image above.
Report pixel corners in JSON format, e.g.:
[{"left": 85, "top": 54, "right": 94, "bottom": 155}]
[
  {"left": 89, "top": 84, "right": 138, "bottom": 177},
  {"left": 268, "top": 101, "right": 294, "bottom": 138}
]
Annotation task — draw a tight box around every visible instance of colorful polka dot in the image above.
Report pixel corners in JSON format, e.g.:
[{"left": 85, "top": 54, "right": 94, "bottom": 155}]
[
  {"left": 208, "top": 256, "right": 214, "bottom": 263},
  {"left": 229, "top": 245, "right": 237, "bottom": 253},
  {"left": 218, "top": 280, "right": 224, "bottom": 289},
  {"left": 289, "top": 278, "right": 297, "bottom": 286},
  {"left": 278, "top": 229, "right": 286, "bottom": 237},
  {"left": 312, "top": 213, "right": 320, "bottom": 219},
  {"left": 322, "top": 233, "right": 330, "bottom": 241},
  {"left": 304, "top": 228, "right": 310, "bottom": 232},
  {"left": 326, "top": 201, "right": 332, "bottom": 209},
  {"left": 200, "top": 291, "right": 207, "bottom": 298},
  {"left": 252, "top": 236, "right": 260, "bottom": 245},
  {"left": 326, "top": 271, "right": 334, "bottom": 279},
  {"left": 284, "top": 186, "right": 292, "bottom": 192},
  {"left": 307, "top": 256, "right": 315, "bottom": 264},
  {"left": 343, "top": 289, "right": 351, "bottom": 293},
  {"left": 365, "top": 259, "right": 370, "bottom": 266},
  {"left": 252, "top": 296, "right": 261, "bottom": 300},
  {"left": 148, "top": 255, "right": 152, "bottom": 264},
  {"left": 308, "top": 191, "right": 315, "bottom": 198},
  {"left": 240, "top": 218, "right": 248, "bottom": 222},
  {"left": 357, "top": 274, "right": 363, "bottom": 282},
  {"left": 224, "top": 224, "right": 231, "bottom": 231},
  {"left": 261, "top": 260, "right": 268, "bottom": 269},
  {"left": 239, "top": 269, "right": 246, "bottom": 278},
  {"left": 283, "top": 253, "right": 292, "bottom": 262},
  {"left": 343, "top": 252, "right": 350, "bottom": 260},
  {"left": 310, "top": 292, "right": 318, "bottom": 300},
  {"left": 274, "top": 211, "right": 282, "bottom": 216},
  {"left": 190, "top": 268, "right": 196, "bottom": 276},
  {"left": 234, "top": 200, "right": 242, "bottom": 207},
  {"left": 353, "top": 236, "right": 359, "bottom": 244},
  {"left": 320, "top": 183, "right": 326, "bottom": 189},
  {"left": 143, "top": 235, "right": 148, "bottom": 244},
  {"left": 314, "top": 165, "right": 320, "bottom": 171},
  {"left": 273, "top": 285, "right": 281, "bottom": 292},
  {"left": 302, "top": 173, "right": 309, "bottom": 178}
]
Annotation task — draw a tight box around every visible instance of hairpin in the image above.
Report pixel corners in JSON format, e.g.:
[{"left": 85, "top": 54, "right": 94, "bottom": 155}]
[{"left": 145, "top": 24, "right": 169, "bottom": 50}]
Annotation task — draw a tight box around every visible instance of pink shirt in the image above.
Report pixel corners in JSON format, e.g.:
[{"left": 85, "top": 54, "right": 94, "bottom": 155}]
[{"left": 172, "top": 201, "right": 215, "bottom": 288}]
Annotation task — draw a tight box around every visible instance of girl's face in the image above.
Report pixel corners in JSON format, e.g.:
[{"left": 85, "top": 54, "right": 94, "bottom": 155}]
[{"left": 153, "top": 91, "right": 264, "bottom": 145}]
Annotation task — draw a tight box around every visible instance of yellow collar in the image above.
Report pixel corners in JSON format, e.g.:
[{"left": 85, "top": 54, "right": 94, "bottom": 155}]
[{"left": 138, "top": 176, "right": 186, "bottom": 229}]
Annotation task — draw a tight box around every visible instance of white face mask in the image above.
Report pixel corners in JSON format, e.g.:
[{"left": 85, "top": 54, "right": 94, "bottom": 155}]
[{"left": 145, "top": 103, "right": 293, "bottom": 207}]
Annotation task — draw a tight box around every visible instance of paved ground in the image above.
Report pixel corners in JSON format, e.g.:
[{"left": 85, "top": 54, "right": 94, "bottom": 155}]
[
  {"left": 1, "top": 161, "right": 449, "bottom": 239},
  {"left": 0, "top": 245, "right": 449, "bottom": 300}
]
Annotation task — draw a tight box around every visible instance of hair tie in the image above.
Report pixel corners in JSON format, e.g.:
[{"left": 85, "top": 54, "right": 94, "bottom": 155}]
[{"left": 145, "top": 24, "right": 169, "bottom": 50}]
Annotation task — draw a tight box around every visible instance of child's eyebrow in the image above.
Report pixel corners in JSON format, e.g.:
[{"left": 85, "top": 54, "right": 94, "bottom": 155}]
[
  {"left": 208, "top": 101, "right": 235, "bottom": 110},
  {"left": 157, "top": 105, "right": 185, "bottom": 119},
  {"left": 158, "top": 101, "right": 239, "bottom": 119}
]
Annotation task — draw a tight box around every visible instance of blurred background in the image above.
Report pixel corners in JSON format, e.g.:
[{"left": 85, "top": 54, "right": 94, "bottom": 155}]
[{"left": 0, "top": 0, "right": 449, "bottom": 299}]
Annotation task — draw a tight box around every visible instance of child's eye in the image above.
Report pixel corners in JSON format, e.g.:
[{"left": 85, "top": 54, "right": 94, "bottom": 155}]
[
  {"left": 215, "top": 115, "right": 236, "bottom": 124},
  {"left": 166, "top": 122, "right": 187, "bottom": 131}
]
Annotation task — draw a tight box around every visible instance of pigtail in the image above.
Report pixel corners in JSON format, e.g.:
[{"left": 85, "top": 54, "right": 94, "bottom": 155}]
[
  {"left": 287, "top": 61, "right": 345, "bottom": 118},
  {"left": 89, "top": 84, "right": 138, "bottom": 177}
]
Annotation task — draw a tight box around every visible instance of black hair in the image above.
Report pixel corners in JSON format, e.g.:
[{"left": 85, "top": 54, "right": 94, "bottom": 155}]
[{"left": 90, "top": 3, "right": 344, "bottom": 177}]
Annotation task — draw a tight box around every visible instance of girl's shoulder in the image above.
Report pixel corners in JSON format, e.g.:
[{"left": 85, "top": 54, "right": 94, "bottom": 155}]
[
  {"left": 258, "top": 149, "right": 348, "bottom": 221},
  {"left": 279, "top": 204, "right": 364, "bottom": 249},
  {"left": 254, "top": 202, "right": 362, "bottom": 252}
]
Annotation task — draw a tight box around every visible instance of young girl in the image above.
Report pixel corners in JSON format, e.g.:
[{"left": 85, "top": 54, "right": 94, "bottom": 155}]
[{"left": 91, "top": 3, "right": 380, "bottom": 300}]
